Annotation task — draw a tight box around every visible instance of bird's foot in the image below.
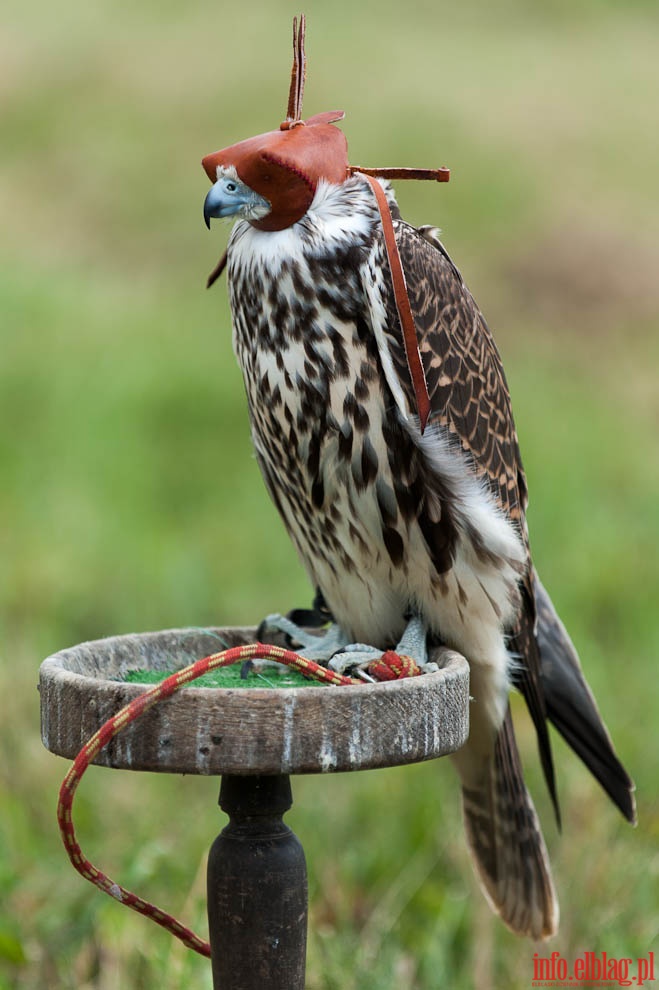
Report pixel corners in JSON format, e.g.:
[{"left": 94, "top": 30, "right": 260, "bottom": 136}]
[
  {"left": 258, "top": 611, "right": 356, "bottom": 665},
  {"left": 328, "top": 616, "right": 439, "bottom": 680},
  {"left": 328, "top": 616, "right": 438, "bottom": 678},
  {"left": 258, "top": 612, "right": 438, "bottom": 681},
  {"left": 259, "top": 613, "right": 383, "bottom": 681}
]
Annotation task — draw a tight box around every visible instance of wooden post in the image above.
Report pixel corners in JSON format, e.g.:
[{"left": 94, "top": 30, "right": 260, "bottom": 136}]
[{"left": 207, "top": 775, "right": 307, "bottom": 990}]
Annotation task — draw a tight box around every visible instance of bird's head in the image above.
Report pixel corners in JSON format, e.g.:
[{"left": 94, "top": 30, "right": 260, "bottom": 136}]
[{"left": 202, "top": 108, "right": 348, "bottom": 232}]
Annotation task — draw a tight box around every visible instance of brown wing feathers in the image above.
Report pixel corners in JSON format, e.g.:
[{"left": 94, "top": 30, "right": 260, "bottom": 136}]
[{"left": 387, "top": 221, "right": 560, "bottom": 818}]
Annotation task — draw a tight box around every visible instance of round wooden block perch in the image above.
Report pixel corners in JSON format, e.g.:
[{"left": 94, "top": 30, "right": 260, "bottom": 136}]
[{"left": 40, "top": 626, "right": 470, "bottom": 990}]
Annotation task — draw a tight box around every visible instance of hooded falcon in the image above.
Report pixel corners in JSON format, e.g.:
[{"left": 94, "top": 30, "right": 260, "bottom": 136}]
[{"left": 202, "top": 17, "right": 635, "bottom": 940}]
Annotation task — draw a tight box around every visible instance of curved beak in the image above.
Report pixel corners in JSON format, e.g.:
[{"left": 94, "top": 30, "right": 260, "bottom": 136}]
[{"left": 204, "top": 181, "right": 231, "bottom": 229}]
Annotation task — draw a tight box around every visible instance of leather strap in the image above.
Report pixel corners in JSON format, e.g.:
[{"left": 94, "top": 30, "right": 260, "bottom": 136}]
[
  {"left": 206, "top": 249, "right": 228, "bottom": 289},
  {"left": 361, "top": 173, "right": 431, "bottom": 433},
  {"left": 285, "top": 14, "right": 306, "bottom": 123},
  {"left": 351, "top": 165, "right": 450, "bottom": 183}
]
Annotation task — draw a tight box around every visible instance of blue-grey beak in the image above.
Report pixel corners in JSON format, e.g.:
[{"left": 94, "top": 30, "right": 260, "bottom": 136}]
[
  {"left": 204, "top": 181, "right": 232, "bottom": 229},
  {"left": 203, "top": 175, "right": 271, "bottom": 228}
]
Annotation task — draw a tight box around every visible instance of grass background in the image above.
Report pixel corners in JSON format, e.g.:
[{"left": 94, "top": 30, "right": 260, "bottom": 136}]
[{"left": 2, "top": 0, "right": 658, "bottom": 987}]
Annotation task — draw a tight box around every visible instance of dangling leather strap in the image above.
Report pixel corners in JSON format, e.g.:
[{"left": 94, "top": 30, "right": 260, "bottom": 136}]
[
  {"left": 360, "top": 173, "right": 432, "bottom": 433},
  {"left": 206, "top": 249, "right": 228, "bottom": 289}
]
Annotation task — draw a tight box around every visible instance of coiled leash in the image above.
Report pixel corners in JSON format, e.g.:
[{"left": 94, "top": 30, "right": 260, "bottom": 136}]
[{"left": 57, "top": 641, "right": 421, "bottom": 957}]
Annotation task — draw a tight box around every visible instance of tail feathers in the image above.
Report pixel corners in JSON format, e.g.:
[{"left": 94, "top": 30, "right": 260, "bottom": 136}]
[
  {"left": 461, "top": 708, "right": 559, "bottom": 940},
  {"left": 534, "top": 572, "right": 637, "bottom": 825}
]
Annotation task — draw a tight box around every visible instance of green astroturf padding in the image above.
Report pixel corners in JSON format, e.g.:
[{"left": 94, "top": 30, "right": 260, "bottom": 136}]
[{"left": 122, "top": 664, "right": 326, "bottom": 689}]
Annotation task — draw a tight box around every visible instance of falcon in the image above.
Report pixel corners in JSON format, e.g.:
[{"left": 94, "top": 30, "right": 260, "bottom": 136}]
[{"left": 201, "top": 17, "right": 635, "bottom": 939}]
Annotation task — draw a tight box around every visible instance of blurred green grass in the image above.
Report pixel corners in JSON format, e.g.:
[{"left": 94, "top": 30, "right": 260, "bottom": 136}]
[{"left": 1, "top": 1, "right": 658, "bottom": 987}]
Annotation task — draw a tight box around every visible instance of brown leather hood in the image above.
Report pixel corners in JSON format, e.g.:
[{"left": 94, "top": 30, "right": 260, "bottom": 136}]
[{"left": 201, "top": 111, "right": 348, "bottom": 231}]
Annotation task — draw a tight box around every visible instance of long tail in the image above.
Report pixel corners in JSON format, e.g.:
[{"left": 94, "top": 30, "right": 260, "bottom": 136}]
[
  {"left": 534, "top": 571, "right": 636, "bottom": 825},
  {"left": 458, "top": 707, "right": 559, "bottom": 940}
]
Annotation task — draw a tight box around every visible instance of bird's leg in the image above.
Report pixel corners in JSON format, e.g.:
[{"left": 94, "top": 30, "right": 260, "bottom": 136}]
[{"left": 394, "top": 615, "right": 434, "bottom": 668}]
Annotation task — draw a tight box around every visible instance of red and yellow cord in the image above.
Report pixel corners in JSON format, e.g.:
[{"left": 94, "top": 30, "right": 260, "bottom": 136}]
[{"left": 57, "top": 641, "right": 420, "bottom": 956}]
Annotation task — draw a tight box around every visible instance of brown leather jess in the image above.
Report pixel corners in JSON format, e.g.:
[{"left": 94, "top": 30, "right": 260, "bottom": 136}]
[
  {"left": 357, "top": 172, "right": 433, "bottom": 432},
  {"left": 202, "top": 14, "right": 450, "bottom": 433}
]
